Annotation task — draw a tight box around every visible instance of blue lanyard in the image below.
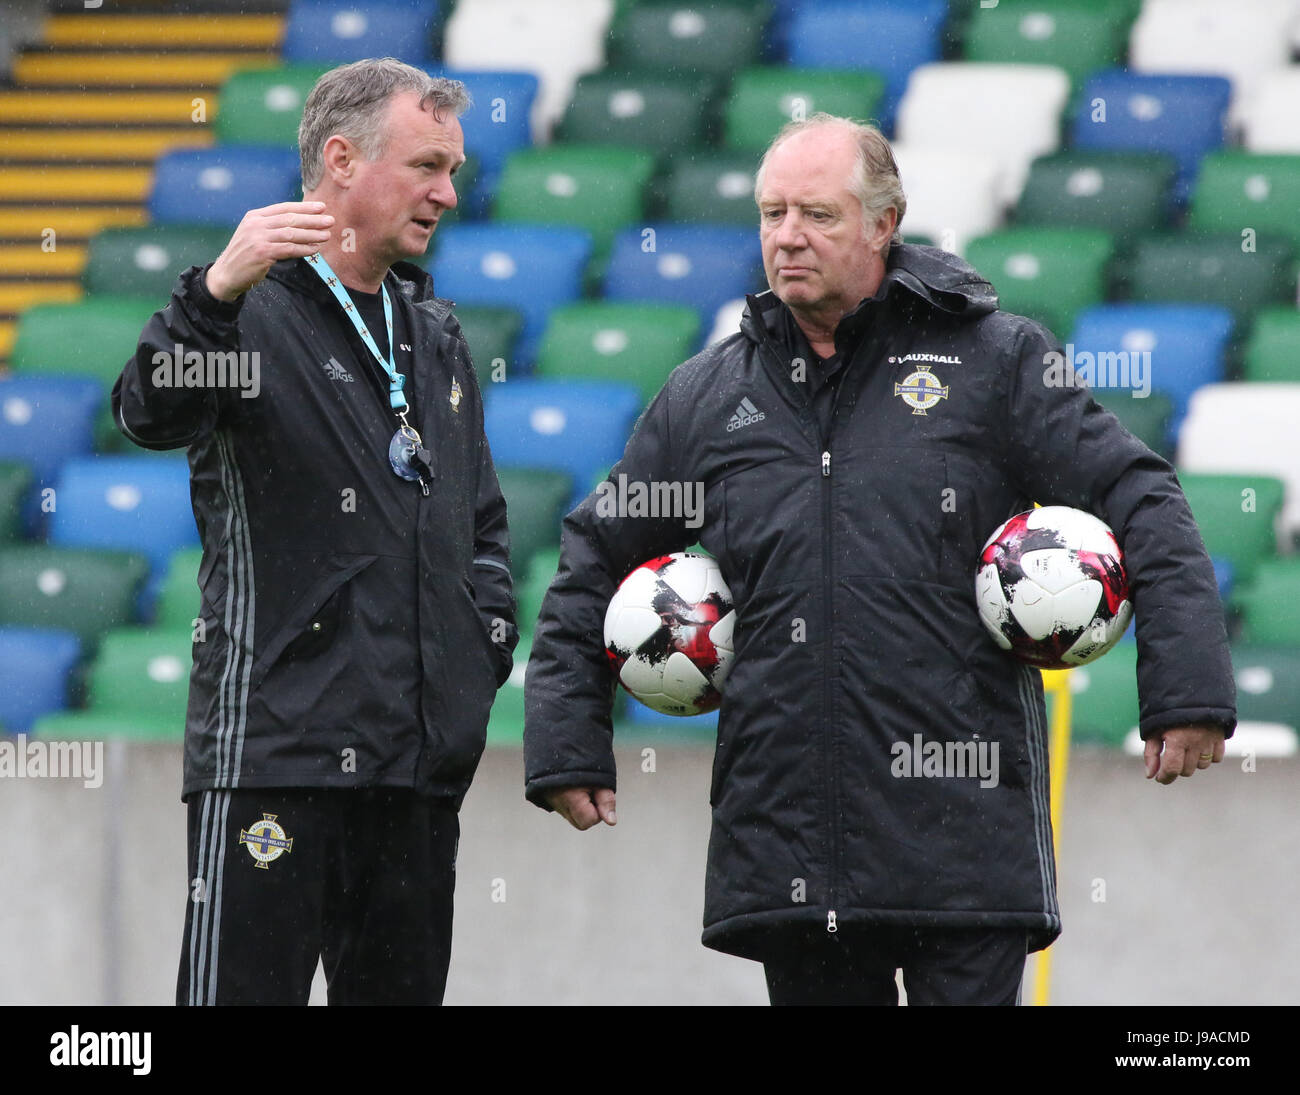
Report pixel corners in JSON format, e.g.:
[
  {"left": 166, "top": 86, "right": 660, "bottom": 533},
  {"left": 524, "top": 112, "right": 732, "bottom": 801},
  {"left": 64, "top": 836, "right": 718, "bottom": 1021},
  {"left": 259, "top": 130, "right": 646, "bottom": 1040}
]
[{"left": 304, "top": 251, "right": 409, "bottom": 418}]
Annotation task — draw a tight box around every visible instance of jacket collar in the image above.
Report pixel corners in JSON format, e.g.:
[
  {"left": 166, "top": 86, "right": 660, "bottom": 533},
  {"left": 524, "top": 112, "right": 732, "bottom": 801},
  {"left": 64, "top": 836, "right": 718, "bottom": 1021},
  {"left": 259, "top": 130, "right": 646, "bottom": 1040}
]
[{"left": 267, "top": 256, "right": 456, "bottom": 327}]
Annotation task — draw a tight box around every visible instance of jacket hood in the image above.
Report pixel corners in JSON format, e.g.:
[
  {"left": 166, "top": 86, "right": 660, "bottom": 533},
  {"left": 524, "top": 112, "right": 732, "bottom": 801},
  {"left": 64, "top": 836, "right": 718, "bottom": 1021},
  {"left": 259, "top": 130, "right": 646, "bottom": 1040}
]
[{"left": 741, "top": 241, "right": 999, "bottom": 342}]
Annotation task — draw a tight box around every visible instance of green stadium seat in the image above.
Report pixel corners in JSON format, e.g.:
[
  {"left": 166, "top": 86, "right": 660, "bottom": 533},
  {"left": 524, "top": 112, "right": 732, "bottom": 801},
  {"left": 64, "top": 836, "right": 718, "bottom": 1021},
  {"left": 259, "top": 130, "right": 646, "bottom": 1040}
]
[
  {"left": 516, "top": 547, "right": 560, "bottom": 639},
  {"left": 1179, "top": 472, "right": 1285, "bottom": 587},
  {"left": 1232, "top": 645, "right": 1300, "bottom": 729},
  {"left": 558, "top": 72, "right": 716, "bottom": 156},
  {"left": 1016, "top": 151, "right": 1175, "bottom": 238},
  {"left": 1235, "top": 559, "right": 1300, "bottom": 646},
  {"left": 1189, "top": 152, "right": 1300, "bottom": 253},
  {"left": 31, "top": 709, "right": 183, "bottom": 743},
  {"left": 965, "top": 227, "right": 1115, "bottom": 337},
  {"left": 1092, "top": 388, "right": 1174, "bottom": 459},
  {"left": 536, "top": 302, "right": 699, "bottom": 404},
  {"left": 1242, "top": 308, "right": 1300, "bottom": 383},
  {"left": 486, "top": 634, "right": 527, "bottom": 744},
  {"left": 608, "top": 2, "right": 766, "bottom": 79},
  {"left": 83, "top": 225, "right": 235, "bottom": 298},
  {"left": 453, "top": 306, "right": 524, "bottom": 389},
  {"left": 665, "top": 149, "right": 760, "bottom": 225},
  {"left": 1069, "top": 641, "right": 1139, "bottom": 747},
  {"left": 963, "top": 0, "right": 1128, "bottom": 87},
  {"left": 493, "top": 145, "right": 655, "bottom": 260},
  {"left": 214, "top": 64, "right": 331, "bottom": 146},
  {"left": 0, "top": 545, "right": 148, "bottom": 642},
  {"left": 85, "top": 626, "right": 192, "bottom": 722},
  {"left": 1124, "top": 234, "right": 1296, "bottom": 324},
  {"left": 10, "top": 296, "right": 160, "bottom": 387},
  {"left": 725, "top": 67, "right": 885, "bottom": 153},
  {"left": 496, "top": 466, "right": 574, "bottom": 580},
  {"left": 154, "top": 546, "right": 203, "bottom": 632},
  {"left": 0, "top": 461, "right": 32, "bottom": 542}
]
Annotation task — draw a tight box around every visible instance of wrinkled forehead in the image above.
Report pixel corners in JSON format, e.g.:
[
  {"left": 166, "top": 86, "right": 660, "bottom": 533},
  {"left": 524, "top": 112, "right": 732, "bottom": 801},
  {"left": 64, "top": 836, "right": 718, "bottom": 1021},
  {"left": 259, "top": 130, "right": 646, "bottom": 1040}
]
[{"left": 758, "top": 133, "right": 858, "bottom": 206}]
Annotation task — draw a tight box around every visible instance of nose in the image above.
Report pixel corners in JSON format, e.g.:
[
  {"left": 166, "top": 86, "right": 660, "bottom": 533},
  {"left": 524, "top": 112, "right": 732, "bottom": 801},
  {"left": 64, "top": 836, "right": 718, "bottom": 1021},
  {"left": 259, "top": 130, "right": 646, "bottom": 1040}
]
[
  {"left": 771, "top": 209, "right": 806, "bottom": 253},
  {"left": 433, "top": 171, "right": 458, "bottom": 211}
]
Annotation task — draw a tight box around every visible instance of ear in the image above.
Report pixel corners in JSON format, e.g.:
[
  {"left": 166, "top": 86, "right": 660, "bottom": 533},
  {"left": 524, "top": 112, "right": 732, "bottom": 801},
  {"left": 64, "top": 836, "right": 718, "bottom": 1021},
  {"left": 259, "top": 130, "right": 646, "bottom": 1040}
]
[
  {"left": 868, "top": 206, "right": 897, "bottom": 254},
  {"left": 320, "top": 134, "right": 357, "bottom": 187}
]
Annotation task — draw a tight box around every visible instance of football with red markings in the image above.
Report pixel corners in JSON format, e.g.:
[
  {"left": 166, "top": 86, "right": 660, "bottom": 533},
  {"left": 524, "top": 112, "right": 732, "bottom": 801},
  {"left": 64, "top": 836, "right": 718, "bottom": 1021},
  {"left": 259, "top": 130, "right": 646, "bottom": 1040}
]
[
  {"left": 604, "top": 552, "right": 735, "bottom": 716},
  {"left": 975, "top": 506, "right": 1133, "bottom": 669}
]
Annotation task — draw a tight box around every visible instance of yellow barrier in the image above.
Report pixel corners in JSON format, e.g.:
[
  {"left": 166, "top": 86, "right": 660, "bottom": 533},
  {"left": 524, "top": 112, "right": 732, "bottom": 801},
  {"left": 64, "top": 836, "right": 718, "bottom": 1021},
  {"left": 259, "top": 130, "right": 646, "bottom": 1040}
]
[{"left": 1030, "top": 667, "right": 1073, "bottom": 1006}]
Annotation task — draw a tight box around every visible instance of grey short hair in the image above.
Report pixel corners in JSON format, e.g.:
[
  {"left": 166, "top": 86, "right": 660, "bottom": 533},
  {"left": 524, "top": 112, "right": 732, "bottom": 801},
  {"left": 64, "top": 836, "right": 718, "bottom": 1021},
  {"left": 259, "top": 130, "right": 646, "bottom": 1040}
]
[
  {"left": 299, "top": 57, "right": 471, "bottom": 190},
  {"left": 754, "top": 113, "right": 907, "bottom": 252}
]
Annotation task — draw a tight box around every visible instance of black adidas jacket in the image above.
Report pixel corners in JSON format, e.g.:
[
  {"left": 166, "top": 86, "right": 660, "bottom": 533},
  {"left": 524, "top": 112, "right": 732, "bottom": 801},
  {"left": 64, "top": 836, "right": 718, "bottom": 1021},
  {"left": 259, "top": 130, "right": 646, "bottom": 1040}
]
[
  {"left": 113, "top": 258, "right": 517, "bottom": 805},
  {"left": 524, "top": 243, "right": 1235, "bottom": 959}
]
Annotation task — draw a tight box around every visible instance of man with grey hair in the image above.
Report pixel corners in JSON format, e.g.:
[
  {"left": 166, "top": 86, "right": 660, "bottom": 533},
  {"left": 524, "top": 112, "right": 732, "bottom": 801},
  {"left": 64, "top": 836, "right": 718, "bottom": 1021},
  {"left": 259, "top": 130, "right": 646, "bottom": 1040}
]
[
  {"left": 114, "top": 57, "right": 517, "bottom": 1005},
  {"left": 524, "top": 114, "right": 1233, "bottom": 1004}
]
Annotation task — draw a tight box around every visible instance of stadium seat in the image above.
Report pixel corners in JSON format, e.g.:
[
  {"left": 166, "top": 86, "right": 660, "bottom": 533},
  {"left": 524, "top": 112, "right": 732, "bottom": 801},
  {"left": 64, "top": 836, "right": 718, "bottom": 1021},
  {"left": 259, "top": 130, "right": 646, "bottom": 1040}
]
[
  {"left": 0, "top": 545, "right": 149, "bottom": 641},
  {"left": 0, "top": 462, "right": 32, "bottom": 542},
  {"left": 149, "top": 146, "right": 301, "bottom": 228},
  {"left": 1123, "top": 234, "right": 1294, "bottom": 326},
  {"left": 486, "top": 633, "right": 527, "bottom": 743},
  {"left": 707, "top": 297, "right": 748, "bottom": 346},
  {"left": 1235, "top": 559, "right": 1300, "bottom": 646},
  {"left": 48, "top": 456, "right": 197, "bottom": 583},
  {"left": 425, "top": 68, "right": 539, "bottom": 188},
  {"left": 1090, "top": 389, "right": 1174, "bottom": 460},
  {"left": 724, "top": 66, "right": 885, "bottom": 153},
  {"left": 10, "top": 296, "right": 160, "bottom": 387},
  {"left": 85, "top": 627, "right": 192, "bottom": 722},
  {"left": 494, "top": 467, "right": 573, "bottom": 580},
  {"left": 1232, "top": 645, "right": 1300, "bottom": 730},
  {"left": 1015, "top": 151, "right": 1176, "bottom": 239},
  {"left": 437, "top": 152, "right": 479, "bottom": 224},
  {"left": 896, "top": 63, "right": 1070, "bottom": 206},
  {"left": 484, "top": 380, "right": 643, "bottom": 511},
  {"left": 0, "top": 627, "right": 81, "bottom": 734},
  {"left": 1189, "top": 152, "right": 1300, "bottom": 253},
  {"left": 1242, "top": 309, "right": 1300, "bottom": 384},
  {"left": 537, "top": 302, "right": 699, "bottom": 404},
  {"left": 214, "top": 64, "right": 331, "bottom": 146},
  {"left": 453, "top": 306, "right": 524, "bottom": 389},
  {"left": 0, "top": 376, "right": 103, "bottom": 489},
  {"left": 962, "top": 0, "right": 1127, "bottom": 89},
  {"left": 515, "top": 547, "right": 559, "bottom": 638},
  {"left": 429, "top": 225, "right": 592, "bottom": 364},
  {"left": 493, "top": 145, "right": 654, "bottom": 261},
  {"left": 664, "top": 150, "right": 760, "bottom": 225},
  {"left": 1068, "top": 640, "right": 1139, "bottom": 747},
  {"left": 965, "top": 227, "right": 1114, "bottom": 338},
  {"left": 82, "top": 227, "right": 233, "bottom": 299},
  {"left": 31, "top": 709, "right": 183, "bottom": 743},
  {"left": 443, "top": 0, "right": 614, "bottom": 138},
  {"left": 1242, "top": 68, "right": 1300, "bottom": 154},
  {"left": 608, "top": 1, "right": 766, "bottom": 80},
  {"left": 1178, "top": 383, "right": 1300, "bottom": 543},
  {"left": 785, "top": 0, "right": 946, "bottom": 126},
  {"left": 1071, "top": 72, "right": 1231, "bottom": 203},
  {"left": 1178, "top": 473, "right": 1285, "bottom": 588},
  {"left": 603, "top": 224, "right": 763, "bottom": 328},
  {"left": 153, "top": 546, "right": 203, "bottom": 632},
  {"left": 282, "top": 0, "right": 442, "bottom": 65},
  {"left": 557, "top": 72, "right": 716, "bottom": 156},
  {"left": 1069, "top": 304, "right": 1233, "bottom": 446},
  {"left": 889, "top": 143, "right": 1005, "bottom": 254}
]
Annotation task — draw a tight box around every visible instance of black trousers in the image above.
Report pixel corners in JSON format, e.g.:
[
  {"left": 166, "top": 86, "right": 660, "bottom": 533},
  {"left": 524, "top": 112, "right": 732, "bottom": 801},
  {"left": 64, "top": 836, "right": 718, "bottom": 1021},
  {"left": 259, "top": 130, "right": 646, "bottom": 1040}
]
[
  {"left": 763, "top": 926, "right": 1029, "bottom": 1006},
  {"left": 177, "top": 787, "right": 459, "bottom": 1006}
]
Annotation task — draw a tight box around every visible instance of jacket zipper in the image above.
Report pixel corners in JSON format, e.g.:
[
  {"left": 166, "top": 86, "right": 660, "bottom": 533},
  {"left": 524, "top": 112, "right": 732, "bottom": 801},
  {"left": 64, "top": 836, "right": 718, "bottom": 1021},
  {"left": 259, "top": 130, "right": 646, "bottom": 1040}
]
[{"left": 820, "top": 442, "right": 838, "bottom": 934}]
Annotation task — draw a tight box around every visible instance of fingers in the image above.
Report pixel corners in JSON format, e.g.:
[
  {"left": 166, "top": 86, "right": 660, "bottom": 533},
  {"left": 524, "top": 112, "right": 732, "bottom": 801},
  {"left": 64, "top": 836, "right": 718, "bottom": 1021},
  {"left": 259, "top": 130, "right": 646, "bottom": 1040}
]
[
  {"left": 1145, "top": 726, "right": 1226, "bottom": 785},
  {"left": 546, "top": 787, "right": 616, "bottom": 831},
  {"left": 593, "top": 787, "right": 617, "bottom": 826},
  {"left": 1144, "top": 735, "right": 1161, "bottom": 780}
]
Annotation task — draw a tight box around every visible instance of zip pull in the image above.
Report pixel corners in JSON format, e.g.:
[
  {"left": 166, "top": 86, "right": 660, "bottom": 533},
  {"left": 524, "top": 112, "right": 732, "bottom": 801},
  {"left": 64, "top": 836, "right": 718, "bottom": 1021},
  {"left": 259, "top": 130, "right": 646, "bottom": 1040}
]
[
  {"left": 821, "top": 450, "right": 831, "bottom": 477},
  {"left": 827, "top": 909, "right": 838, "bottom": 933},
  {"left": 418, "top": 475, "right": 429, "bottom": 497}
]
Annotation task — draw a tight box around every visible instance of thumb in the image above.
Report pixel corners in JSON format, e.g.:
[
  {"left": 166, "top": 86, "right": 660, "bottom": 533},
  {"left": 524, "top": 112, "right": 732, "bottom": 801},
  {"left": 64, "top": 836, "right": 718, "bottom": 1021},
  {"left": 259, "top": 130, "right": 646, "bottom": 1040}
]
[
  {"left": 1143, "top": 735, "right": 1161, "bottom": 780},
  {"left": 593, "top": 787, "right": 617, "bottom": 826}
]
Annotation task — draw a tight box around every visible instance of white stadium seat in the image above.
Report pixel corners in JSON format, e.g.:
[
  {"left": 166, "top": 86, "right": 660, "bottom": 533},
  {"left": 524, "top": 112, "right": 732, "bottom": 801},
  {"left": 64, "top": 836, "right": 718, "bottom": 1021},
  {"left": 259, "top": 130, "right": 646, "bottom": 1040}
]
[
  {"left": 895, "top": 63, "right": 1069, "bottom": 208},
  {"left": 1242, "top": 67, "right": 1300, "bottom": 153},
  {"left": 443, "top": 0, "right": 614, "bottom": 140},
  {"left": 889, "top": 143, "right": 1005, "bottom": 255},
  {"left": 1177, "top": 382, "right": 1300, "bottom": 542},
  {"left": 707, "top": 298, "right": 747, "bottom": 346}
]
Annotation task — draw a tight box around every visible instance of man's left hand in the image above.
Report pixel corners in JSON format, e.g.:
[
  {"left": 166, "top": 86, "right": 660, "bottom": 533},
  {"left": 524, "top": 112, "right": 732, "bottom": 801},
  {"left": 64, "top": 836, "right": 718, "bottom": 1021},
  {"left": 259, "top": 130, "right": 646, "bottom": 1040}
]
[{"left": 1144, "top": 725, "right": 1227, "bottom": 784}]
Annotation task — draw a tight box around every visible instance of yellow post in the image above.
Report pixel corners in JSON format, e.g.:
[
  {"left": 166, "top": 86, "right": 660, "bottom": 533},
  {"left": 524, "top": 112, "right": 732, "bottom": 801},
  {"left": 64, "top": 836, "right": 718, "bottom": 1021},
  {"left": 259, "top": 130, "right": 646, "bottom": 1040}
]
[{"left": 1031, "top": 667, "right": 1073, "bottom": 1006}]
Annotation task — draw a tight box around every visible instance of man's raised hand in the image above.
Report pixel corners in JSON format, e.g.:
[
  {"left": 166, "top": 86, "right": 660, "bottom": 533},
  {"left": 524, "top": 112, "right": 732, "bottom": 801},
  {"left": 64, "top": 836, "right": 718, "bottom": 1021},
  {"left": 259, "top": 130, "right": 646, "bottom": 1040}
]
[{"left": 205, "top": 201, "right": 335, "bottom": 302}]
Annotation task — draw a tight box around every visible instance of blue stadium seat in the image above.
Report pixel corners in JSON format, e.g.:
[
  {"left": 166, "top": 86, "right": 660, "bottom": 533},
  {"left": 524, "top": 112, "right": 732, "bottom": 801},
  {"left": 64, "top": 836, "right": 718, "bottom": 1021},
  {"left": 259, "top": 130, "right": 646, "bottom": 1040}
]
[
  {"left": 283, "top": 0, "right": 443, "bottom": 65},
  {"left": 149, "top": 147, "right": 302, "bottom": 228},
  {"left": 425, "top": 68, "right": 539, "bottom": 198},
  {"left": 1071, "top": 72, "right": 1232, "bottom": 203},
  {"left": 0, "top": 627, "right": 81, "bottom": 735},
  {"left": 604, "top": 224, "right": 764, "bottom": 327},
  {"left": 484, "top": 379, "right": 643, "bottom": 511},
  {"left": 786, "top": 0, "right": 947, "bottom": 128},
  {"left": 0, "top": 376, "right": 102, "bottom": 488},
  {"left": 1069, "top": 303, "right": 1233, "bottom": 448},
  {"left": 49, "top": 457, "right": 197, "bottom": 587},
  {"left": 429, "top": 225, "right": 592, "bottom": 365}
]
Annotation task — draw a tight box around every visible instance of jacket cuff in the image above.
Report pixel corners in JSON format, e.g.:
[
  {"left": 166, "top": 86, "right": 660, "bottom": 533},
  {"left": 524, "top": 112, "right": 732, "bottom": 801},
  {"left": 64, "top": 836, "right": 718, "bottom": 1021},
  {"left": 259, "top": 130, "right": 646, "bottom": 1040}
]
[
  {"left": 524, "top": 770, "right": 617, "bottom": 811},
  {"left": 186, "top": 262, "right": 246, "bottom": 321}
]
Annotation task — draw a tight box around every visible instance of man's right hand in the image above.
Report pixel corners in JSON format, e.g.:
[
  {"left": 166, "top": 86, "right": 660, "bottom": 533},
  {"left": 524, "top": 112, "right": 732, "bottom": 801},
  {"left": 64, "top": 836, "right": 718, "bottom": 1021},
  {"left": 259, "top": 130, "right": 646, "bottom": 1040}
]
[
  {"left": 205, "top": 201, "right": 335, "bottom": 302},
  {"left": 545, "top": 787, "right": 617, "bottom": 830}
]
